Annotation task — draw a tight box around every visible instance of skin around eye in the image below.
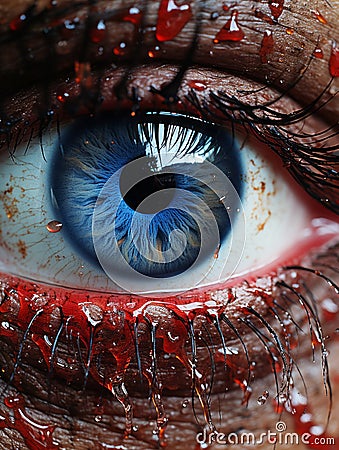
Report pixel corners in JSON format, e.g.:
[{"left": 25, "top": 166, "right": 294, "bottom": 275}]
[{"left": 0, "top": 1, "right": 338, "bottom": 450}]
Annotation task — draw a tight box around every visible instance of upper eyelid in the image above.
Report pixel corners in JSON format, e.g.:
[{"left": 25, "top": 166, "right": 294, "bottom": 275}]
[
  {"left": 0, "top": 62, "right": 337, "bottom": 214},
  {"left": 0, "top": 1, "right": 337, "bottom": 109}
]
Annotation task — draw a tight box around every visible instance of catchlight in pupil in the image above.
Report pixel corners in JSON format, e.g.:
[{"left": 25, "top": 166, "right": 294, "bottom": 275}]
[{"left": 49, "top": 113, "right": 243, "bottom": 284}]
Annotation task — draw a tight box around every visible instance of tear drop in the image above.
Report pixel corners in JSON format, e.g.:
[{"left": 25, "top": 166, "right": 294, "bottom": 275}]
[{"left": 46, "top": 220, "right": 63, "bottom": 233}]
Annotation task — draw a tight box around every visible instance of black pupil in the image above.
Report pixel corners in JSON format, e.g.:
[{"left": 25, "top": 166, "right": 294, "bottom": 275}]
[{"left": 121, "top": 169, "right": 176, "bottom": 214}]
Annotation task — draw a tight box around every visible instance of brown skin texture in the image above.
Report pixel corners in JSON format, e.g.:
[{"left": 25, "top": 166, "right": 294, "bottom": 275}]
[{"left": 0, "top": 1, "right": 338, "bottom": 449}]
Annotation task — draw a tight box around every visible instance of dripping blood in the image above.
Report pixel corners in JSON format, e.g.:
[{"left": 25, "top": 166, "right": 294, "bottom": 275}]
[
  {"left": 213, "top": 10, "right": 245, "bottom": 43},
  {"left": 156, "top": 0, "right": 192, "bottom": 42}
]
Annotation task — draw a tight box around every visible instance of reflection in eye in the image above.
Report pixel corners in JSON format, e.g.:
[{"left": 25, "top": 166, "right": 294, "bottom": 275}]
[{"left": 0, "top": 1, "right": 338, "bottom": 449}]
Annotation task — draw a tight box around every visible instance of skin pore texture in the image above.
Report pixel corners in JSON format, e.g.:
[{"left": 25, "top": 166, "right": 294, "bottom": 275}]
[{"left": 0, "top": 0, "right": 338, "bottom": 449}]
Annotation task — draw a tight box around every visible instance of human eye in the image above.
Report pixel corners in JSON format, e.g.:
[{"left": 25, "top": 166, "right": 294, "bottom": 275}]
[{"left": 0, "top": 1, "right": 338, "bottom": 449}]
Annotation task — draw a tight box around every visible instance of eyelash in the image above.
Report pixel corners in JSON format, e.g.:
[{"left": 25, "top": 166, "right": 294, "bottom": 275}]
[{"left": 1, "top": 64, "right": 337, "bottom": 216}]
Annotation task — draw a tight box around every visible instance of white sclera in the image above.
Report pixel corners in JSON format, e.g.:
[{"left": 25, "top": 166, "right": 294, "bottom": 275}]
[{"left": 0, "top": 120, "right": 316, "bottom": 294}]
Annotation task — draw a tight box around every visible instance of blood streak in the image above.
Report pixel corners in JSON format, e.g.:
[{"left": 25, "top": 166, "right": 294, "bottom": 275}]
[
  {"left": 260, "top": 30, "right": 274, "bottom": 64},
  {"left": 0, "top": 395, "right": 59, "bottom": 449},
  {"left": 311, "top": 9, "right": 327, "bottom": 24},
  {"left": 122, "top": 7, "right": 142, "bottom": 26},
  {"left": 213, "top": 10, "right": 244, "bottom": 43},
  {"left": 156, "top": 0, "right": 192, "bottom": 42},
  {"left": 329, "top": 42, "right": 339, "bottom": 77},
  {"left": 268, "top": 0, "right": 284, "bottom": 20}
]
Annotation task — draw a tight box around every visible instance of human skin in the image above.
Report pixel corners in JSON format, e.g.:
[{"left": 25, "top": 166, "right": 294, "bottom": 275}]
[{"left": 0, "top": 1, "right": 338, "bottom": 449}]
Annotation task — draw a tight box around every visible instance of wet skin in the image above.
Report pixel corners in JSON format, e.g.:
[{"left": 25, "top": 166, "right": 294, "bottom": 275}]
[{"left": 0, "top": 1, "right": 338, "bottom": 449}]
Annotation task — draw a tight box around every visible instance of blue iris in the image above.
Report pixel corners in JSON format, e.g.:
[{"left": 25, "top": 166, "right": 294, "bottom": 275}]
[{"left": 49, "top": 114, "right": 242, "bottom": 278}]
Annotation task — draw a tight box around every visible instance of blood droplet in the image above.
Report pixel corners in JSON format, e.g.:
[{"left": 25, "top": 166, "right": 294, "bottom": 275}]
[
  {"left": 56, "top": 91, "right": 70, "bottom": 103},
  {"left": 284, "top": 389, "right": 334, "bottom": 450},
  {"left": 260, "top": 30, "right": 274, "bottom": 64},
  {"left": 9, "top": 14, "right": 28, "bottom": 31},
  {"left": 268, "top": 0, "right": 284, "bottom": 19},
  {"left": 46, "top": 220, "right": 63, "bottom": 233},
  {"left": 213, "top": 10, "right": 245, "bottom": 43},
  {"left": 313, "top": 47, "right": 324, "bottom": 59},
  {"left": 254, "top": 9, "right": 274, "bottom": 25},
  {"left": 311, "top": 9, "right": 327, "bottom": 24},
  {"left": 74, "top": 61, "right": 92, "bottom": 88},
  {"left": 156, "top": 0, "right": 192, "bottom": 42},
  {"left": 148, "top": 46, "right": 161, "bottom": 58},
  {"left": 188, "top": 80, "right": 207, "bottom": 91},
  {"left": 122, "top": 7, "right": 142, "bottom": 26},
  {"left": 1, "top": 395, "right": 59, "bottom": 449},
  {"left": 90, "top": 20, "right": 106, "bottom": 43},
  {"left": 329, "top": 42, "right": 339, "bottom": 77},
  {"left": 286, "top": 27, "right": 294, "bottom": 35},
  {"left": 113, "top": 42, "right": 126, "bottom": 56}
]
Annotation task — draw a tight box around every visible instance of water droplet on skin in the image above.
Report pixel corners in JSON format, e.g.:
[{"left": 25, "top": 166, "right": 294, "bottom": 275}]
[
  {"left": 260, "top": 30, "right": 274, "bottom": 64},
  {"left": 329, "top": 42, "right": 339, "bottom": 77},
  {"left": 213, "top": 10, "right": 245, "bottom": 43},
  {"left": 311, "top": 9, "right": 327, "bottom": 24},
  {"left": 46, "top": 220, "right": 63, "bottom": 233},
  {"left": 286, "top": 28, "right": 294, "bottom": 35},
  {"left": 94, "top": 415, "right": 102, "bottom": 422},
  {"left": 210, "top": 11, "right": 219, "bottom": 20},
  {"left": 268, "top": 0, "right": 284, "bottom": 20},
  {"left": 122, "top": 7, "right": 142, "bottom": 26},
  {"left": 156, "top": 0, "right": 192, "bottom": 42},
  {"left": 182, "top": 399, "right": 189, "bottom": 409}
]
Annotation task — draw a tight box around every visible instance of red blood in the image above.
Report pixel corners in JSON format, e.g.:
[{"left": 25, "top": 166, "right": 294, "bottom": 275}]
[
  {"left": 313, "top": 47, "right": 324, "bottom": 59},
  {"left": 268, "top": 0, "right": 284, "bottom": 19},
  {"left": 311, "top": 9, "right": 327, "bottom": 24},
  {"left": 254, "top": 9, "right": 274, "bottom": 25},
  {"left": 90, "top": 20, "right": 106, "bottom": 43},
  {"left": 156, "top": 0, "right": 192, "bottom": 42},
  {"left": 329, "top": 43, "right": 339, "bottom": 77},
  {"left": 284, "top": 389, "right": 335, "bottom": 449},
  {"left": 213, "top": 10, "right": 244, "bottom": 43},
  {"left": 1, "top": 395, "right": 59, "bottom": 449},
  {"left": 260, "top": 30, "right": 274, "bottom": 64},
  {"left": 188, "top": 80, "right": 207, "bottom": 91},
  {"left": 122, "top": 7, "right": 142, "bottom": 26},
  {"left": 56, "top": 90, "right": 70, "bottom": 103}
]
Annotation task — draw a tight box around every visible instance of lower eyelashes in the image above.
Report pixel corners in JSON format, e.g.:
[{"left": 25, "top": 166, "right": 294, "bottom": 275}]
[{"left": 0, "top": 239, "right": 337, "bottom": 448}]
